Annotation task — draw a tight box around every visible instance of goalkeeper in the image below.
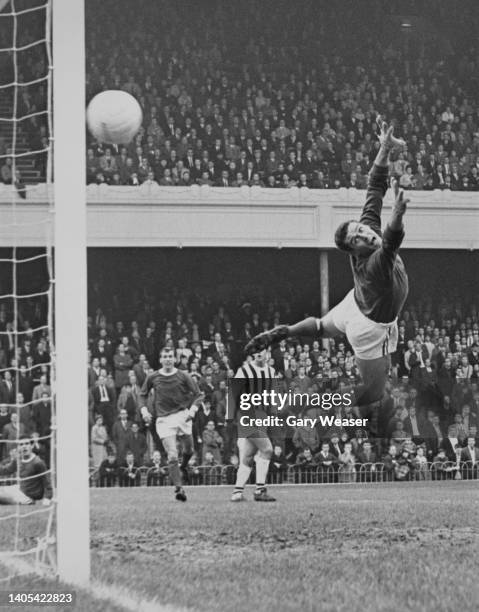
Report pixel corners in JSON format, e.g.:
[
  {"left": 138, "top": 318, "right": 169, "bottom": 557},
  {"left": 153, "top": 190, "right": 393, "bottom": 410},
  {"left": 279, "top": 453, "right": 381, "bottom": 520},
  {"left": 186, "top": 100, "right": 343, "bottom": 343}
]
[{"left": 246, "top": 118, "right": 410, "bottom": 420}]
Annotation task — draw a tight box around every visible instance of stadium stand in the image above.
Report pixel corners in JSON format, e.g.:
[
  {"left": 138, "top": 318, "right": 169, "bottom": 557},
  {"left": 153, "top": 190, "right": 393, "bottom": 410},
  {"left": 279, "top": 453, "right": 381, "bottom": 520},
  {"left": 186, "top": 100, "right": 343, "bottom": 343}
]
[
  {"left": 81, "top": 0, "right": 479, "bottom": 190},
  {"left": 81, "top": 248, "right": 479, "bottom": 485},
  {"left": 2, "top": 1, "right": 478, "bottom": 190},
  {"left": 2, "top": 248, "right": 478, "bottom": 487},
  {"left": 1, "top": 2, "right": 478, "bottom": 487},
  {"left": 81, "top": 280, "right": 479, "bottom": 486},
  {"left": 0, "top": 0, "right": 48, "bottom": 185}
]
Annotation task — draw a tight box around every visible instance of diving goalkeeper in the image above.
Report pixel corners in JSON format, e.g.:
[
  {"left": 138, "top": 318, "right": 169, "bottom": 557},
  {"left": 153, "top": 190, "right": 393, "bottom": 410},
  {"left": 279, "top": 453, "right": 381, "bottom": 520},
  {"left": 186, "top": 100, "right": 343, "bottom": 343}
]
[{"left": 246, "top": 118, "right": 410, "bottom": 414}]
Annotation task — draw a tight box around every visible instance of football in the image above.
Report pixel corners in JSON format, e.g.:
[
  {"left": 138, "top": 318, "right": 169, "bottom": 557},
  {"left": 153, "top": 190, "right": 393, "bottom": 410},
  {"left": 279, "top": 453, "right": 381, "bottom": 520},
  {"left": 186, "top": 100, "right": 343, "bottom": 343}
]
[{"left": 86, "top": 90, "right": 143, "bottom": 145}]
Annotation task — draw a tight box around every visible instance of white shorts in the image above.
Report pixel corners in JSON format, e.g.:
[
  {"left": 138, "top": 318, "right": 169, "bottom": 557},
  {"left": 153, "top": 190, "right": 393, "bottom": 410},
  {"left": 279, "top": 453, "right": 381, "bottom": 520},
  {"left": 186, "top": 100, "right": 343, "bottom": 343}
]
[
  {"left": 237, "top": 436, "right": 272, "bottom": 457},
  {"left": 156, "top": 409, "right": 192, "bottom": 440},
  {"left": 0, "top": 485, "right": 33, "bottom": 505},
  {"left": 327, "top": 289, "right": 398, "bottom": 360}
]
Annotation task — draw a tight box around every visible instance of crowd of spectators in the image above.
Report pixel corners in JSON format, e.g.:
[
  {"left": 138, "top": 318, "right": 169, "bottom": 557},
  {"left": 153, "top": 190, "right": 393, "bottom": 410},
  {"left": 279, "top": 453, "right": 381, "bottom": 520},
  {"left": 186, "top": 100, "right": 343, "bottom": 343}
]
[
  {"left": 0, "top": 261, "right": 478, "bottom": 486},
  {"left": 80, "top": 1, "right": 479, "bottom": 191},
  {"left": 2, "top": 0, "right": 479, "bottom": 486},
  {"left": 0, "top": 0, "right": 48, "bottom": 185},
  {"left": 83, "top": 282, "right": 479, "bottom": 486},
  {"left": 1, "top": 1, "right": 478, "bottom": 192},
  {"left": 0, "top": 262, "right": 52, "bottom": 468},
  {"left": 0, "top": 334, "right": 52, "bottom": 467}
]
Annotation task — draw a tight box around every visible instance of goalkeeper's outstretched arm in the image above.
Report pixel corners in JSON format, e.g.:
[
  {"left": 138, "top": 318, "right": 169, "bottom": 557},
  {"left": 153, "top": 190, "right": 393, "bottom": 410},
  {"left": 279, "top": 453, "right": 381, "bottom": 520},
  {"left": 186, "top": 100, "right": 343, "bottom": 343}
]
[{"left": 359, "top": 118, "right": 405, "bottom": 233}]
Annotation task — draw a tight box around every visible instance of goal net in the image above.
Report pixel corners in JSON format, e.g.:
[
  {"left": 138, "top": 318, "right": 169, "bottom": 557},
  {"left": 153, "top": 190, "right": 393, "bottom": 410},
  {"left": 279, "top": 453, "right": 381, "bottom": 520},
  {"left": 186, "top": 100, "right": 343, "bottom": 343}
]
[{"left": 0, "top": 0, "right": 90, "bottom": 584}]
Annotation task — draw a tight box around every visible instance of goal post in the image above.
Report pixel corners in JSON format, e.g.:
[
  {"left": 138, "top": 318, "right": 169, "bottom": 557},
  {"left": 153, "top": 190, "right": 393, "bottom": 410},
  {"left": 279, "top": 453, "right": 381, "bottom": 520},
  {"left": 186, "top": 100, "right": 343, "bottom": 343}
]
[{"left": 52, "top": 0, "right": 90, "bottom": 584}]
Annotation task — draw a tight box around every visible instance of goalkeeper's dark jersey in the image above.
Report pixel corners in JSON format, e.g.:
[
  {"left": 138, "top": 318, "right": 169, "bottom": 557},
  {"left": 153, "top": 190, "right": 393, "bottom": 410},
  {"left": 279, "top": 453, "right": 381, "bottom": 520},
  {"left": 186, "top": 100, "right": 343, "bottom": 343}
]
[
  {"left": 351, "top": 164, "right": 409, "bottom": 324},
  {"left": 140, "top": 369, "right": 200, "bottom": 417}
]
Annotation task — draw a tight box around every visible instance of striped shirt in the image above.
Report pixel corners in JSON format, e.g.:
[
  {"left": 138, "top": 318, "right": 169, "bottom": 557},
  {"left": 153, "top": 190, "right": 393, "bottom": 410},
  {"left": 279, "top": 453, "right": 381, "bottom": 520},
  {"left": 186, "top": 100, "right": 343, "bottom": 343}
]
[
  {"left": 228, "top": 361, "right": 278, "bottom": 421},
  {"left": 235, "top": 362, "right": 276, "bottom": 393}
]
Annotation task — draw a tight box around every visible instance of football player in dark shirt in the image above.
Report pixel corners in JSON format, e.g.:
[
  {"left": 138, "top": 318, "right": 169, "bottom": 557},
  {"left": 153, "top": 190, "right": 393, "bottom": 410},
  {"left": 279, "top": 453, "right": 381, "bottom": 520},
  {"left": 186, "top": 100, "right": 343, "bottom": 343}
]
[
  {"left": 0, "top": 438, "right": 52, "bottom": 505},
  {"left": 246, "top": 118, "right": 409, "bottom": 415},
  {"left": 140, "top": 347, "right": 202, "bottom": 501}
]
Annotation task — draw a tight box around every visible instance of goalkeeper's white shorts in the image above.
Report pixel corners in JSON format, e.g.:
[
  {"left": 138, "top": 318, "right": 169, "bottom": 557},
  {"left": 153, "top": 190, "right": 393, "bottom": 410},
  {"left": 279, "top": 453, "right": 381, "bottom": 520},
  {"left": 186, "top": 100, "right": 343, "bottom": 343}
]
[
  {"left": 326, "top": 289, "right": 398, "bottom": 360},
  {"left": 0, "top": 485, "right": 33, "bottom": 505},
  {"left": 156, "top": 409, "right": 192, "bottom": 440}
]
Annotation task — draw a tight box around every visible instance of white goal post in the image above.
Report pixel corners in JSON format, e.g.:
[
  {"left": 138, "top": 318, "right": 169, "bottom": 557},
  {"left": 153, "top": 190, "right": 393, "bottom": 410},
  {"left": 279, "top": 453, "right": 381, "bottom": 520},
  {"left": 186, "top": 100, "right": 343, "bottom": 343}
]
[{"left": 52, "top": 0, "right": 90, "bottom": 584}]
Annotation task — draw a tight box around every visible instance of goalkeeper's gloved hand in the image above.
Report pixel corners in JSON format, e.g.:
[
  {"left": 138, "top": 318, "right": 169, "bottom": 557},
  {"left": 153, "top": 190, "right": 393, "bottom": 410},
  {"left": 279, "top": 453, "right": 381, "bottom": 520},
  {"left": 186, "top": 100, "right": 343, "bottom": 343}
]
[{"left": 244, "top": 325, "right": 289, "bottom": 355}]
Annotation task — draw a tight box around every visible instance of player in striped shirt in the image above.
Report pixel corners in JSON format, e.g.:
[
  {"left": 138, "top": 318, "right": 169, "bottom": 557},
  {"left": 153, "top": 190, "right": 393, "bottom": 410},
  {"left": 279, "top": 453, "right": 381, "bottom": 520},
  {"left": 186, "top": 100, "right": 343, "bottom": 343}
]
[{"left": 229, "top": 349, "right": 277, "bottom": 502}]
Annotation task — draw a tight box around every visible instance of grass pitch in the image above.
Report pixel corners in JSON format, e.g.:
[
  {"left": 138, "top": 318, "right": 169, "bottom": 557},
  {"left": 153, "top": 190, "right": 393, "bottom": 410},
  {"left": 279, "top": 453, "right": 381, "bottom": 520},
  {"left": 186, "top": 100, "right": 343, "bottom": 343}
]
[{"left": 1, "top": 481, "right": 479, "bottom": 612}]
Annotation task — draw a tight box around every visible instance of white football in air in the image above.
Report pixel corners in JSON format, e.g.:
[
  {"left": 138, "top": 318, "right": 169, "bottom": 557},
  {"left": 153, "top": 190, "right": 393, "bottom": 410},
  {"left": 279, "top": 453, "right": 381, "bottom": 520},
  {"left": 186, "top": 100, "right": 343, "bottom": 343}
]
[{"left": 86, "top": 90, "right": 143, "bottom": 145}]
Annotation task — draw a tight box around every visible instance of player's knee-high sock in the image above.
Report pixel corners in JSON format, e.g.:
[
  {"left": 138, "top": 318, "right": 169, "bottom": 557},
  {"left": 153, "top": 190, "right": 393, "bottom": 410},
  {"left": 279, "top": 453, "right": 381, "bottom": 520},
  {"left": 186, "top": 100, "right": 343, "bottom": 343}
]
[
  {"left": 359, "top": 400, "right": 380, "bottom": 438},
  {"left": 180, "top": 435, "right": 194, "bottom": 470},
  {"left": 354, "top": 356, "right": 389, "bottom": 407},
  {"left": 234, "top": 462, "right": 252, "bottom": 492},
  {"left": 254, "top": 455, "right": 270, "bottom": 491},
  {"left": 180, "top": 452, "right": 193, "bottom": 482},
  {"left": 168, "top": 459, "right": 182, "bottom": 488},
  {"left": 180, "top": 451, "right": 193, "bottom": 471},
  {"left": 353, "top": 383, "right": 384, "bottom": 407}
]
